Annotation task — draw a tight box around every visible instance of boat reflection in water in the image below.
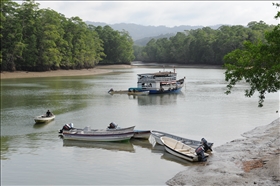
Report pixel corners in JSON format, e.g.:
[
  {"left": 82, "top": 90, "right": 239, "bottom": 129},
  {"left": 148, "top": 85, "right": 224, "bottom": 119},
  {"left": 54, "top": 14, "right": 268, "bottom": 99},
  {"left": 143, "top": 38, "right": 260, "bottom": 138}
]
[
  {"left": 130, "top": 138, "right": 153, "bottom": 150},
  {"left": 161, "top": 151, "right": 193, "bottom": 166},
  {"left": 135, "top": 93, "right": 185, "bottom": 106},
  {"left": 62, "top": 139, "right": 135, "bottom": 153}
]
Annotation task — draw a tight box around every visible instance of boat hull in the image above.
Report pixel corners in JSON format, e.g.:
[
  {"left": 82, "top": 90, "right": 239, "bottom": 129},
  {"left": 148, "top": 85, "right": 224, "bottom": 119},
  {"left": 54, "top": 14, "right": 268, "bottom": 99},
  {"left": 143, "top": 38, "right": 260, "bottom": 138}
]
[
  {"left": 62, "top": 126, "right": 135, "bottom": 142},
  {"left": 109, "top": 90, "right": 149, "bottom": 96},
  {"left": 151, "top": 130, "right": 214, "bottom": 151},
  {"left": 127, "top": 91, "right": 149, "bottom": 96},
  {"left": 63, "top": 132, "right": 135, "bottom": 142},
  {"left": 34, "top": 115, "right": 55, "bottom": 123},
  {"left": 133, "top": 130, "right": 151, "bottom": 139}
]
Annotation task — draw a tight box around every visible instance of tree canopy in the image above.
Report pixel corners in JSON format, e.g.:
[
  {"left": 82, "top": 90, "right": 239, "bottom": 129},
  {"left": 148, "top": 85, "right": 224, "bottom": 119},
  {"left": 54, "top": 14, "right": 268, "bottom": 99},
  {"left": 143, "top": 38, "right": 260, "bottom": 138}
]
[
  {"left": 223, "top": 3, "right": 280, "bottom": 107},
  {"left": 0, "top": 0, "right": 134, "bottom": 71},
  {"left": 134, "top": 22, "right": 274, "bottom": 65}
]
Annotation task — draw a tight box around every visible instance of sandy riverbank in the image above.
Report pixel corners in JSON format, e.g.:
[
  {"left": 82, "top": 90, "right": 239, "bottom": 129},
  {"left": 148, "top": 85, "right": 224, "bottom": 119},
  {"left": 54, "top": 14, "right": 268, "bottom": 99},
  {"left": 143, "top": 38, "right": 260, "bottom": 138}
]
[
  {"left": 0, "top": 65, "right": 132, "bottom": 79},
  {"left": 166, "top": 118, "right": 280, "bottom": 185}
]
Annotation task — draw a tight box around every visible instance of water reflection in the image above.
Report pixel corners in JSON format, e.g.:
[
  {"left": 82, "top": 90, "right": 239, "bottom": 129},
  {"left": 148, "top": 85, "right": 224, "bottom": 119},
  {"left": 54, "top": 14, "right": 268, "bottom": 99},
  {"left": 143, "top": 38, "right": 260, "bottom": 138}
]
[
  {"left": 33, "top": 120, "right": 56, "bottom": 129},
  {"left": 62, "top": 139, "right": 135, "bottom": 153},
  {"left": 130, "top": 138, "right": 153, "bottom": 150},
  {"left": 136, "top": 93, "right": 185, "bottom": 106},
  {"left": 161, "top": 151, "right": 193, "bottom": 166}
]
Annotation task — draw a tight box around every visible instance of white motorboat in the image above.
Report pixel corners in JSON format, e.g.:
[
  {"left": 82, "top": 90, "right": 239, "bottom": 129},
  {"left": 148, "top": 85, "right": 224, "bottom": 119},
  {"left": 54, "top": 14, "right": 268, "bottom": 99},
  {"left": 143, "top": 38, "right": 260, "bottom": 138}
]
[
  {"left": 34, "top": 114, "right": 55, "bottom": 124},
  {"left": 161, "top": 136, "right": 209, "bottom": 162},
  {"left": 151, "top": 130, "right": 213, "bottom": 152},
  {"left": 59, "top": 123, "right": 135, "bottom": 142}
]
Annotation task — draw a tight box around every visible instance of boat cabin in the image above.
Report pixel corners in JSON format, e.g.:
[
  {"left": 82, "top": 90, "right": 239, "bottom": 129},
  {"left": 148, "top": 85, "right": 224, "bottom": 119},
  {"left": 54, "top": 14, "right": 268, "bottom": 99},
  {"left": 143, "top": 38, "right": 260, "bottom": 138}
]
[{"left": 137, "top": 71, "right": 179, "bottom": 91}]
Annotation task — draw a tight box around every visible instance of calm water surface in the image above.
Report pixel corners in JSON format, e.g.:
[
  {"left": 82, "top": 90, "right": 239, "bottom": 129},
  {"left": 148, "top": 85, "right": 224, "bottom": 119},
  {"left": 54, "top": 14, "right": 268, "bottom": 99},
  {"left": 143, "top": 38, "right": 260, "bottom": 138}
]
[{"left": 1, "top": 66, "right": 279, "bottom": 185}]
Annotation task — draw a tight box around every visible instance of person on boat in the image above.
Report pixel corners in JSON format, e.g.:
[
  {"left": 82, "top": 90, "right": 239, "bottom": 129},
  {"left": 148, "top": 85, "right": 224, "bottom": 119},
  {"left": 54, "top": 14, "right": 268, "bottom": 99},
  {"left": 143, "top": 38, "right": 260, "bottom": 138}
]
[{"left": 46, "top": 110, "right": 52, "bottom": 117}]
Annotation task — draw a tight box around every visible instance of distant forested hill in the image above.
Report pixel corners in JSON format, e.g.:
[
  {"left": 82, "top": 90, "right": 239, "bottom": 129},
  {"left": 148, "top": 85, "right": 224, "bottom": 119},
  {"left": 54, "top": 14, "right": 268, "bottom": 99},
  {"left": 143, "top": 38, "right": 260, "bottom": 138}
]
[{"left": 85, "top": 21, "right": 222, "bottom": 42}]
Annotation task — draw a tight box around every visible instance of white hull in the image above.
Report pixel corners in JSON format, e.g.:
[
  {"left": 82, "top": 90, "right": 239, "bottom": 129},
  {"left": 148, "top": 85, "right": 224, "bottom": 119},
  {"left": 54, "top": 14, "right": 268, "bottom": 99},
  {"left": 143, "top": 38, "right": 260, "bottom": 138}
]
[
  {"left": 161, "top": 137, "right": 209, "bottom": 162},
  {"left": 62, "top": 126, "right": 135, "bottom": 142},
  {"left": 151, "top": 130, "right": 214, "bottom": 151},
  {"left": 63, "top": 132, "right": 135, "bottom": 142},
  {"left": 133, "top": 130, "right": 151, "bottom": 139},
  {"left": 34, "top": 115, "right": 55, "bottom": 123}
]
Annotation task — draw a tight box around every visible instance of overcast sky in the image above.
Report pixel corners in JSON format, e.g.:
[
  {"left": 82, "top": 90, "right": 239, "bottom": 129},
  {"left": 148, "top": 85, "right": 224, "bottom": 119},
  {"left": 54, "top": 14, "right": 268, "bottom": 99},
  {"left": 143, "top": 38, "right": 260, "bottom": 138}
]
[{"left": 20, "top": 1, "right": 279, "bottom": 27}]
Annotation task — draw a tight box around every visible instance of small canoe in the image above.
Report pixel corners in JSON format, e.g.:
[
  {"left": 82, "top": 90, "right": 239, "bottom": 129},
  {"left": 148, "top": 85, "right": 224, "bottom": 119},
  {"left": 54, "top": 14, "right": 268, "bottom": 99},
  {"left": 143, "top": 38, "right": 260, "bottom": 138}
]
[
  {"left": 161, "top": 136, "right": 209, "bottom": 162},
  {"left": 34, "top": 114, "right": 55, "bottom": 124},
  {"left": 151, "top": 130, "right": 213, "bottom": 152},
  {"left": 133, "top": 130, "right": 151, "bottom": 139}
]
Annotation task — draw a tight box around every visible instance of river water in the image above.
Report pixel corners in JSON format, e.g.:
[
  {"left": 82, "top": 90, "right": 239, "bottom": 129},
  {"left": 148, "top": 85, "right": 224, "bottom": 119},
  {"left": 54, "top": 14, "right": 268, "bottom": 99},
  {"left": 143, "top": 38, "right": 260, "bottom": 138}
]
[{"left": 1, "top": 66, "right": 279, "bottom": 185}]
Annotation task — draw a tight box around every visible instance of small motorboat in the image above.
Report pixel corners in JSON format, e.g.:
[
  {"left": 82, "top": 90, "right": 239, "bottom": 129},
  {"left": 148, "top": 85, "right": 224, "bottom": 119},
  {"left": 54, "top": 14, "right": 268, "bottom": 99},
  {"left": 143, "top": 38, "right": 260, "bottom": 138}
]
[
  {"left": 151, "top": 130, "right": 213, "bottom": 152},
  {"left": 59, "top": 122, "right": 135, "bottom": 142},
  {"left": 161, "top": 136, "right": 209, "bottom": 162},
  {"left": 133, "top": 130, "right": 151, "bottom": 139},
  {"left": 108, "top": 88, "right": 149, "bottom": 96},
  {"left": 34, "top": 114, "right": 55, "bottom": 124}
]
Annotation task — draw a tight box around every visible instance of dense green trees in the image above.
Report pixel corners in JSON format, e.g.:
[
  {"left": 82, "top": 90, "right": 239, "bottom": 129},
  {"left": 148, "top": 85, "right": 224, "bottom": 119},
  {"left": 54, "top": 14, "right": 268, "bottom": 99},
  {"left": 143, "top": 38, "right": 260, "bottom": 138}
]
[
  {"left": 0, "top": 0, "right": 134, "bottom": 71},
  {"left": 135, "top": 22, "right": 274, "bottom": 66},
  {"left": 224, "top": 3, "right": 280, "bottom": 107},
  {"left": 95, "top": 26, "right": 134, "bottom": 64}
]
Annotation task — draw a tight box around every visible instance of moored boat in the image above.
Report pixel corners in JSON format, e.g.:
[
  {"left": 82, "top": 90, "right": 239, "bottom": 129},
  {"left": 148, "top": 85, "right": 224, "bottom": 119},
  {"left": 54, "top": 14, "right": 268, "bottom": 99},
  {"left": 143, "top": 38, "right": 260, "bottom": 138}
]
[
  {"left": 136, "top": 69, "right": 185, "bottom": 94},
  {"left": 34, "top": 114, "right": 55, "bottom": 124},
  {"left": 108, "top": 88, "right": 149, "bottom": 96},
  {"left": 161, "top": 136, "right": 209, "bottom": 162},
  {"left": 151, "top": 130, "right": 213, "bottom": 152},
  {"left": 59, "top": 122, "right": 135, "bottom": 142},
  {"left": 133, "top": 130, "right": 151, "bottom": 139}
]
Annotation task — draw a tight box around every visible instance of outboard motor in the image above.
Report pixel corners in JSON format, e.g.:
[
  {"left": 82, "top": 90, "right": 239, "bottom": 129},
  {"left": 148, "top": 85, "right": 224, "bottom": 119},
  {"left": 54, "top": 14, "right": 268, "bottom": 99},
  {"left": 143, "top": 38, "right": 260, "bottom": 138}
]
[
  {"left": 59, "top": 123, "right": 74, "bottom": 133},
  {"left": 195, "top": 145, "right": 207, "bottom": 162},
  {"left": 201, "top": 138, "right": 212, "bottom": 152},
  {"left": 108, "top": 122, "right": 118, "bottom": 129}
]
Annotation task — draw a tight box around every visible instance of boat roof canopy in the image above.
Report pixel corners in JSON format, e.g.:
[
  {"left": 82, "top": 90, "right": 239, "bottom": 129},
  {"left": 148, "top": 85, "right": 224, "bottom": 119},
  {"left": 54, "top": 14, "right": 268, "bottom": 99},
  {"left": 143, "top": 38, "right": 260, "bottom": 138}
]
[{"left": 137, "top": 71, "right": 176, "bottom": 77}]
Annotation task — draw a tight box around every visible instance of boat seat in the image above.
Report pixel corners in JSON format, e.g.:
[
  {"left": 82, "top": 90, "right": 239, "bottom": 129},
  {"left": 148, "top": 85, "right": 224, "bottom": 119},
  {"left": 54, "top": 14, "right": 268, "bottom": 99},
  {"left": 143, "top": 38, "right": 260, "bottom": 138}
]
[{"left": 176, "top": 149, "right": 191, "bottom": 153}]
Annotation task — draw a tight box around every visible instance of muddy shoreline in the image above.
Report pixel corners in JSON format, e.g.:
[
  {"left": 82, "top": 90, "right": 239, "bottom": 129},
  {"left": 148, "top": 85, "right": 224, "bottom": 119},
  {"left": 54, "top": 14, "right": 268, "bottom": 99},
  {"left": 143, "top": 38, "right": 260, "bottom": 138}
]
[
  {"left": 0, "top": 63, "right": 222, "bottom": 79},
  {"left": 0, "top": 65, "right": 133, "bottom": 79},
  {"left": 166, "top": 118, "right": 280, "bottom": 185}
]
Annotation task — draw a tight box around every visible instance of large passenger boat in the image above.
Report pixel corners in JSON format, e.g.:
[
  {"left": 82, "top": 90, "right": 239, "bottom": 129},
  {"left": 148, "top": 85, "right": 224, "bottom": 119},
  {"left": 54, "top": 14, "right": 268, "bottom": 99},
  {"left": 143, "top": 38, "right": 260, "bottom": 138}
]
[{"left": 136, "top": 70, "right": 185, "bottom": 94}]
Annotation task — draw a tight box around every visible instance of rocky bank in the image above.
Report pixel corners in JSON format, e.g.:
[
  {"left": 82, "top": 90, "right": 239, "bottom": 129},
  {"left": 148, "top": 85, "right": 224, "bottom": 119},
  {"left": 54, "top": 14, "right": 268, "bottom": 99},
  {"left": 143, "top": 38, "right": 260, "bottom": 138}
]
[{"left": 166, "top": 118, "right": 280, "bottom": 186}]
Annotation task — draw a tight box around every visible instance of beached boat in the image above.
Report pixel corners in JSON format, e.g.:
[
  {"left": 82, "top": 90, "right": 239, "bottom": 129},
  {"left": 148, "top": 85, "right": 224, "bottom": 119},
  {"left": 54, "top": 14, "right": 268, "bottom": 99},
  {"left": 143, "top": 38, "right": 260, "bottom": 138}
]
[
  {"left": 34, "top": 114, "right": 55, "bottom": 123},
  {"left": 161, "top": 136, "right": 209, "bottom": 162},
  {"left": 133, "top": 130, "right": 151, "bottom": 139},
  {"left": 136, "top": 70, "right": 185, "bottom": 94},
  {"left": 59, "top": 123, "right": 135, "bottom": 142},
  {"left": 151, "top": 130, "right": 213, "bottom": 152}
]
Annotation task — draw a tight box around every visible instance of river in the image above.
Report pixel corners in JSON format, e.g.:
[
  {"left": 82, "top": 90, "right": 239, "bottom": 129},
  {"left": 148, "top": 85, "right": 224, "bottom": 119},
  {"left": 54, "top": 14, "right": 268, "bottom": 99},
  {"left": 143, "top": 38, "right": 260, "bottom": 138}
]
[{"left": 1, "top": 66, "right": 279, "bottom": 185}]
